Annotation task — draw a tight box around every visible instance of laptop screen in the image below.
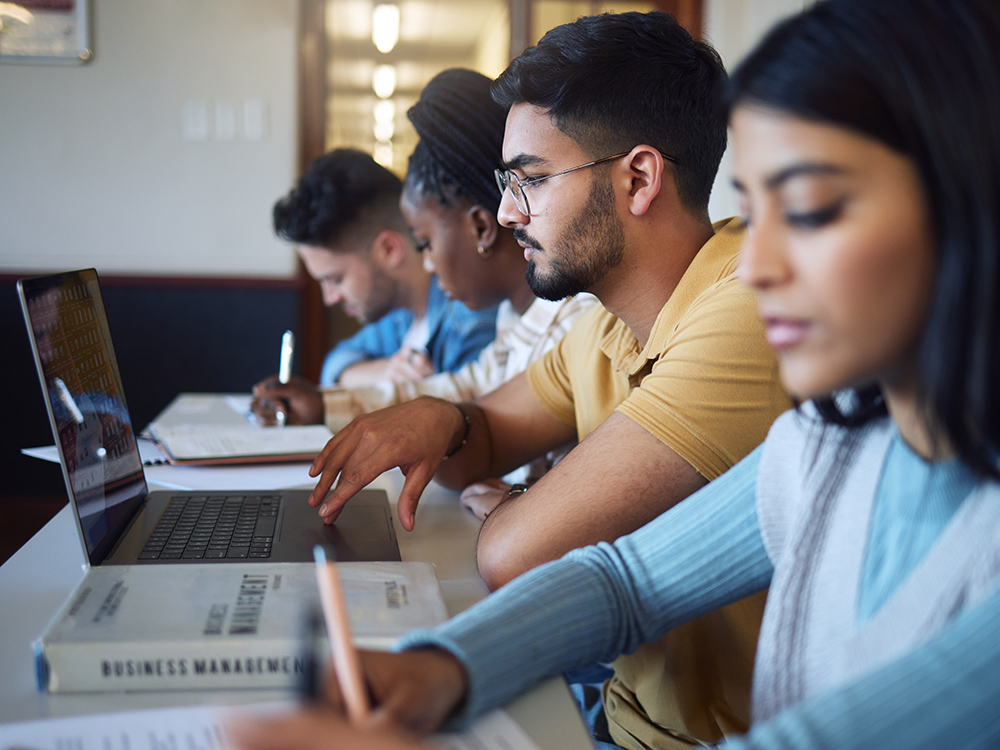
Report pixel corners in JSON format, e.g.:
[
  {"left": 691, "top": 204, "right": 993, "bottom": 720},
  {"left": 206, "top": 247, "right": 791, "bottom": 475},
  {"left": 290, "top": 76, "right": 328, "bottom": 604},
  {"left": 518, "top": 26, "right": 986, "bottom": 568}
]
[{"left": 19, "top": 269, "right": 148, "bottom": 563}]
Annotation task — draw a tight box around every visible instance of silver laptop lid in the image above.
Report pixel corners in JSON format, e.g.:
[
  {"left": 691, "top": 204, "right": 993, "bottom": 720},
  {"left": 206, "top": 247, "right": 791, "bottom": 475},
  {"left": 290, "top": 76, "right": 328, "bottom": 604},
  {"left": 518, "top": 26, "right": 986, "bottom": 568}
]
[{"left": 18, "top": 268, "right": 149, "bottom": 565}]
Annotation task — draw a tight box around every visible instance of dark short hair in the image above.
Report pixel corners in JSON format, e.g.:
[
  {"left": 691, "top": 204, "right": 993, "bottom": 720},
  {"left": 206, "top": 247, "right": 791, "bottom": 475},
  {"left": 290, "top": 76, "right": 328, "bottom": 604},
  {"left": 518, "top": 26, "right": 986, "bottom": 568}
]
[
  {"left": 492, "top": 11, "right": 727, "bottom": 215},
  {"left": 273, "top": 148, "right": 406, "bottom": 250},
  {"left": 725, "top": 0, "right": 1000, "bottom": 478}
]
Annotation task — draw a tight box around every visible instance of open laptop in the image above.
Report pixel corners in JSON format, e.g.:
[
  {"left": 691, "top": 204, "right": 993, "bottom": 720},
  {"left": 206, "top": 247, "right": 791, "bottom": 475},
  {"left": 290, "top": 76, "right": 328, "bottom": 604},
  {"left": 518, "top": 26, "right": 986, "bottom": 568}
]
[{"left": 18, "top": 268, "right": 400, "bottom": 566}]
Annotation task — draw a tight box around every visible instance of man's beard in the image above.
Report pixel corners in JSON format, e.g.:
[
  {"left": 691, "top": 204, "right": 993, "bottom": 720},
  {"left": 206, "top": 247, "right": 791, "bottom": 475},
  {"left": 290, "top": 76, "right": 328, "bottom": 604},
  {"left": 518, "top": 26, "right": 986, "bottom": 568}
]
[
  {"left": 522, "top": 176, "right": 625, "bottom": 301},
  {"left": 355, "top": 264, "right": 400, "bottom": 324}
]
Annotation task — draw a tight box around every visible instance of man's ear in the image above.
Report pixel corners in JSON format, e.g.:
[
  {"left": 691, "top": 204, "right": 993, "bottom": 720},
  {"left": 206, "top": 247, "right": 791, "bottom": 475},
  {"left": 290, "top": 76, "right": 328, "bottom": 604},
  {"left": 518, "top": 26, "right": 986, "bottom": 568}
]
[
  {"left": 622, "top": 145, "right": 670, "bottom": 217},
  {"left": 466, "top": 205, "right": 499, "bottom": 252},
  {"left": 370, "top": 229, "right": 411, "bottom": 270}
]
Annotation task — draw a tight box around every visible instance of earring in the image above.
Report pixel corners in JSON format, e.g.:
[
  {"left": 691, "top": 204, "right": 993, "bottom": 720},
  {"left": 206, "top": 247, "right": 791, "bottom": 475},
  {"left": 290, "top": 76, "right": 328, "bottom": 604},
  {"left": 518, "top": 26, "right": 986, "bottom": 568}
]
[{"left": 477, "top": 244, "right": 492, "bottom": 258}]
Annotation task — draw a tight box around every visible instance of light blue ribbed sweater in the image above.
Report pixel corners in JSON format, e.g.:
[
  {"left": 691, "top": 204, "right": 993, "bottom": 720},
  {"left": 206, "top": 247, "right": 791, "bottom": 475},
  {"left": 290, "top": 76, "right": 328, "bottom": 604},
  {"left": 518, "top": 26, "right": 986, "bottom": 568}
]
[{"left": 401, "top": 409, "right": 1000, "bottom": 749}]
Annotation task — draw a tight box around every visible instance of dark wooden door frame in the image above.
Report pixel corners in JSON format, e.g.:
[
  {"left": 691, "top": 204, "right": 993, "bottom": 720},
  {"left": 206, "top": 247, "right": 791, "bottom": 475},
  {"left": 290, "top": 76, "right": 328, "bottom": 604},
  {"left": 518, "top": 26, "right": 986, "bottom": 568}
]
[{"left": 295, "top": 0, "right": 329, "bottom": 383}]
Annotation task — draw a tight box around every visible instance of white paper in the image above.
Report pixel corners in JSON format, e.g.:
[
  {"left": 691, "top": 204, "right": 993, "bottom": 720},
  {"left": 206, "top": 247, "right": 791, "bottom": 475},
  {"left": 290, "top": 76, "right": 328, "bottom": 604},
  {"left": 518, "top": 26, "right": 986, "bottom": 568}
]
[
  {"left": 0, "top": 701, "right": 289, "bottom": 750},
  {"left": 0, "top": 702, "right": 542, "bottom": 750},
  {"left": 224, "top": 395, "right": 254, "bottom": 418},
  {"left": 149, "top": 424, "right": 333, "bottom": 462},
  {"left": 436, "top": 709, "right": 544, "bottom": 750}
]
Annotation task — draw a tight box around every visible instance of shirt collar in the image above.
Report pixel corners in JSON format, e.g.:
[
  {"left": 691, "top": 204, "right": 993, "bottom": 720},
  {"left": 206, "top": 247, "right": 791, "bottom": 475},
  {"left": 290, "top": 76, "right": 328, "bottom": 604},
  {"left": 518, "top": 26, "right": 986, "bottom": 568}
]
[{"left": 599, "top": 217, "right": 746, "bottom": 377}]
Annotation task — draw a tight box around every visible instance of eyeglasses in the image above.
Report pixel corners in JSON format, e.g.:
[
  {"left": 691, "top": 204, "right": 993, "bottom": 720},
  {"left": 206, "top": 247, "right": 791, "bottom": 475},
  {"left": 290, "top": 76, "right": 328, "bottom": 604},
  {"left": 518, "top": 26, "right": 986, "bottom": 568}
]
[{"left": 494, "top": 150, "right": 679, "bottom": 216}]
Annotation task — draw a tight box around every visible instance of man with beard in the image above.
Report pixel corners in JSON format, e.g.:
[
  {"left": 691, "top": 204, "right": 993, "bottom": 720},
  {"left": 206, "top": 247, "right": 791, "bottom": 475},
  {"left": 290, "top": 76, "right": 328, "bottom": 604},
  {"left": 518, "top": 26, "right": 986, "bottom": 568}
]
[
  {"left": 302, "top": 13, "right": 790, "bottom": 750},
  {"left": 264, "top": 148, "right": 497, "bottom": 390}
]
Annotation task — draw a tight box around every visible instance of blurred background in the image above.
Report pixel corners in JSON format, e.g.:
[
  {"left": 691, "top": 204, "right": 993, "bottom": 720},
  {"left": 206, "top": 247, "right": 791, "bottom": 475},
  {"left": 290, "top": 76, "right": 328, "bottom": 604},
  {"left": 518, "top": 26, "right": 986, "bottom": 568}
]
[{"left": 0, "top": 0, "right": 813, "bottom": 563}]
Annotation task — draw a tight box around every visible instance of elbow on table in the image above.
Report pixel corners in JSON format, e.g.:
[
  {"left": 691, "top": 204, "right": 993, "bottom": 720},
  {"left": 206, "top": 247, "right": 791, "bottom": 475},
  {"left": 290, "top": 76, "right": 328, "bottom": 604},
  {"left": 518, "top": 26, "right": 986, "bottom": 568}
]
[{"left": 475, "top": 523, "right": 539, "bottom": 591}]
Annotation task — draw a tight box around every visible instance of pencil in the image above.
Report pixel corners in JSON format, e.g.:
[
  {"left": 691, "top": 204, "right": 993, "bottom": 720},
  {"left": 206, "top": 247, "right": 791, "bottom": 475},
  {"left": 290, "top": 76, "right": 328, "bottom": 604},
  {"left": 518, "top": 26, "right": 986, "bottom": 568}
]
[{"left": 312, "top": 544, "right": 370, "bottom": 723}]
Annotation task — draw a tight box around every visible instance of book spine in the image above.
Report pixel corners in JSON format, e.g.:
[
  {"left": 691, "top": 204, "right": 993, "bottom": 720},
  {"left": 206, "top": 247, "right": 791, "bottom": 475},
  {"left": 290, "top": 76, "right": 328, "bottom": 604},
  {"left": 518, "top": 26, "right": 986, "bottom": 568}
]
[{"left": 36, "top": 637, "right": 308, "bottom": 693}]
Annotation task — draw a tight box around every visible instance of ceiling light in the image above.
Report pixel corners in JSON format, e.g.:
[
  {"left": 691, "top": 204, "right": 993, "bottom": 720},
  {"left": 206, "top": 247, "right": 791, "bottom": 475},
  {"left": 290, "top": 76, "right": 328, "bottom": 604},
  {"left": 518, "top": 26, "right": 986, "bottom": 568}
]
[
  {"left": 372, "top": 64, "right": 396, "bottom": 99},
  {"left": 374, "top": 141, "right": 394, "bottom": 168},
  {"left": 374, "top": 99, "right": 395, "bottom": 125},
  {"left": 374, "top": 120, "right": 395, "bottom": 142},
  {"left": 372, "top": 4, "right": 400, "bottom": 54}
]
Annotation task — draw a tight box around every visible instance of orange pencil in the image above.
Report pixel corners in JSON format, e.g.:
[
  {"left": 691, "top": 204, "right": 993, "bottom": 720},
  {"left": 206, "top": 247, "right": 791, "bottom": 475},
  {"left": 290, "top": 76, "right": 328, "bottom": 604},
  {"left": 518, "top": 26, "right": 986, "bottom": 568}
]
[{"left": 313, "top": 545, "right": 370, "bottom": 723}]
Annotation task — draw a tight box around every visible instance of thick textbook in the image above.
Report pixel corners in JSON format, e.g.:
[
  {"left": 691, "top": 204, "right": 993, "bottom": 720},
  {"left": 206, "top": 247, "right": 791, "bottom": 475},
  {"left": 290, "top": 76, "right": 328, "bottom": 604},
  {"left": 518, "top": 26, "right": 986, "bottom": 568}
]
[{"left": 34, "top": 561, "right": 448, "bottom": 693}]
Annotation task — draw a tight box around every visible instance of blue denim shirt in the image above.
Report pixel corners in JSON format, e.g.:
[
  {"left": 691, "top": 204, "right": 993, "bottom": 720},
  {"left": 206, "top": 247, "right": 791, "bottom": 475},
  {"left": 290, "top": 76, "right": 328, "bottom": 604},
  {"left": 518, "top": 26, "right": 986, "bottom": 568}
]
[{"left": 319, "top": 275, "right": 497, "bottom": 386}]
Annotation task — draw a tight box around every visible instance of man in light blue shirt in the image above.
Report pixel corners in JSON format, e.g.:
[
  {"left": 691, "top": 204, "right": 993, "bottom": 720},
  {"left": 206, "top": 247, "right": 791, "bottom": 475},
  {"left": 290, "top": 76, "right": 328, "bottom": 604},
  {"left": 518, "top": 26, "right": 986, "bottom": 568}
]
[{"left": 271, "top": 149, "right": 496, "bottom": 388}]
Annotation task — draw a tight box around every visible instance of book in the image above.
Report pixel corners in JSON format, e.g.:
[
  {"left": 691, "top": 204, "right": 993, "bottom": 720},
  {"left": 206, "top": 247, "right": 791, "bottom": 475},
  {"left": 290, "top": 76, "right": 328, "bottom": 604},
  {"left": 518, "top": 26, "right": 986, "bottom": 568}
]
[
  {"left": 34, "top": 561, "right": 448, "bottom": 693},
  {"left": 145, "top": 423, "right": 335, "bottom": 465},
  {"left": 143, "top": 393, "right": 334, "bottom": 465}
]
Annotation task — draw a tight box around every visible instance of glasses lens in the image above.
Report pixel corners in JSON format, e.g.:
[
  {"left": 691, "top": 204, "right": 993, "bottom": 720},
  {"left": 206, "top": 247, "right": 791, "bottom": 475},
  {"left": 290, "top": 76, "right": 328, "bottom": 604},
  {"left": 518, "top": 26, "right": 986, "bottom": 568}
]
[
  {"left": 509, "top": 176, "right": 526, "bottom": 214},
  {"left": 494, "top": 169, "right": 529, "bottom": 214},
  {"left": 494, "top": 169, "right": 506, "bottom": 197}
]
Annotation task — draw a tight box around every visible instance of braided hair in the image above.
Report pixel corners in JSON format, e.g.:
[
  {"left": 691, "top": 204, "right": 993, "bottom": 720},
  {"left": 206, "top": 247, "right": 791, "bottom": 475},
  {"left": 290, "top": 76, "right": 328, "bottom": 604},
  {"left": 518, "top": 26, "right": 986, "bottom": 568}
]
[{"left": 406, "top": 68, "right": 508, "bottom": 214}]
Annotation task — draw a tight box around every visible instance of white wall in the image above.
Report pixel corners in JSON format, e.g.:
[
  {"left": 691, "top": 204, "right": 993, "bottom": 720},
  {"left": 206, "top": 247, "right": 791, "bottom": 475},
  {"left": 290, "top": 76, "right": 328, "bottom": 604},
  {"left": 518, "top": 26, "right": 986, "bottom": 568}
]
[
  {"left": 704, "top": 0, "right": 815, "bottom": 221},
  {"left": 0, "top": 0, "right": 299, "bottom": 278}
]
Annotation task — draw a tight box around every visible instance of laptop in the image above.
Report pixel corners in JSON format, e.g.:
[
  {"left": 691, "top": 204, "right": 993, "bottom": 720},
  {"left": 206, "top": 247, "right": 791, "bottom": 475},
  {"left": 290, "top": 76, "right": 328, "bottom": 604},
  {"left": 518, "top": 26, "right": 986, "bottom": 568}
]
[{"left": 18, "top": 268, "right": 400, "bottom": 566}]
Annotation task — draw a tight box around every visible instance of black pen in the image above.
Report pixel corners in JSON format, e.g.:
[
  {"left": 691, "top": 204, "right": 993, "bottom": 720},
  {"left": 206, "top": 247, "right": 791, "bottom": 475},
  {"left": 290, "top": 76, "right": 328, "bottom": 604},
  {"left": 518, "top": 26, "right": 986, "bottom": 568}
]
[{"left": 298, "top": 604, "right": 326, "bottom": 703}]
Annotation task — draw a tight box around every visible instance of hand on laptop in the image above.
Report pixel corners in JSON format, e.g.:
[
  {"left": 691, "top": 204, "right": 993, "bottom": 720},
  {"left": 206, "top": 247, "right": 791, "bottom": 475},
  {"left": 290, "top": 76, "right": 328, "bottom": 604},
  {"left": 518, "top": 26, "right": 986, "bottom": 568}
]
[
  {"left": 252, "top": 375, "right": 324, "bottom": 426},
  {"left": 308, "top": 397, "right": 468, "bottom": 530}
]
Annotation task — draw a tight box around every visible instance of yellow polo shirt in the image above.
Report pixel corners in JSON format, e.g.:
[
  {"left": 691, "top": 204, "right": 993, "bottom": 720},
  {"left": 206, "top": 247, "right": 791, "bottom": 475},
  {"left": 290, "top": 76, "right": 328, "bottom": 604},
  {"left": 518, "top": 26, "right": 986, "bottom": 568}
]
[{"left": 526, "top": 217, "right": 791, "bottom": 749}]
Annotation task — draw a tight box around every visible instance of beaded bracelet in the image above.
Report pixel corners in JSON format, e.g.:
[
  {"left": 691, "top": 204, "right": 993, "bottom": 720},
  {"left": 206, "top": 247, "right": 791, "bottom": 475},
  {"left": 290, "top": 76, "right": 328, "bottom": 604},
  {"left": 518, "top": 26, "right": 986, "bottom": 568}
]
[{"left": 443, "top": 403, "right": 471, "bottom": 459}]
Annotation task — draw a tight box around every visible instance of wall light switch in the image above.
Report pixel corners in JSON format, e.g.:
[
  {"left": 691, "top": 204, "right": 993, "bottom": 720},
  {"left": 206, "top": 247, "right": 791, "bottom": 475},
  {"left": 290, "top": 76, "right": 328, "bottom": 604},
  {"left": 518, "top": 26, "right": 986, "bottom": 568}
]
[
  {"left": 214, "top": 100, "right": 237, "bottom": 141},
  {"left": 182, "top": 100, "right": 209, "bottom": 141},
  {"left": 243, "top": 99, "right": 269, "bottom": 141}
]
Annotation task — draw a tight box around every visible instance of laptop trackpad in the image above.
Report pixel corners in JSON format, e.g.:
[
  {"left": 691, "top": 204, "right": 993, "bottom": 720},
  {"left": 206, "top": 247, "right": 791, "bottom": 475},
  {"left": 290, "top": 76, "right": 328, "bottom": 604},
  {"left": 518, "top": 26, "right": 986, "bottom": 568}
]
[{"left": 276, "top": 491, "right": 400, "bottom": 562}]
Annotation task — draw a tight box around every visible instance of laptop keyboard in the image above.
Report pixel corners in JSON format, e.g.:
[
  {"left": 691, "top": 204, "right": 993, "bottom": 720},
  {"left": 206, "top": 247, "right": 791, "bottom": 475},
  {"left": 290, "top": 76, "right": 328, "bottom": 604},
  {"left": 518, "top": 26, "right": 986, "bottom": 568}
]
[{"left": 138, "top": 495, "right": 279, "bottom": 560}]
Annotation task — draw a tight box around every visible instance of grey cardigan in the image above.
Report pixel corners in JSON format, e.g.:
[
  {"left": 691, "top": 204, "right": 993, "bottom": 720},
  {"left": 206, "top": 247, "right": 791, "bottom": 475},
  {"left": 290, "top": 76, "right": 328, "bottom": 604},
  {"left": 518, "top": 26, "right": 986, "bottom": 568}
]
[{"left": 753, "top": 409, "right": 1000, "bottom": 722}]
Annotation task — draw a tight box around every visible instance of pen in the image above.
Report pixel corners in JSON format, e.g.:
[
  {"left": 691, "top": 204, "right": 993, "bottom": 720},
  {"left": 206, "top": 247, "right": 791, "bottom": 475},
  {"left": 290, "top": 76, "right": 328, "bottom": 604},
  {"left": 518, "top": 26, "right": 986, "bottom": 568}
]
[
  {"left": 313, "top": 544, "right": 370, "bottom": 724},
  {"left": 275, "top": 330, "right": 294, "bottom": 427},
  {"left": 278, "top": 329, "right": 295, "bottom": 384},
  {"left": 298, "top": 605, "right": 325, "bottom": 702}
]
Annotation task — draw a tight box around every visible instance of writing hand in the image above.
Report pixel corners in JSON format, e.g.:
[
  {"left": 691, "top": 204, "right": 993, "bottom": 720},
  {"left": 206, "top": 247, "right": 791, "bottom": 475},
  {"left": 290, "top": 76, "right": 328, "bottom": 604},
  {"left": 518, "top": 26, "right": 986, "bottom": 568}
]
[
  {"left": 325, "top": 648, "right": 468, "bottom": 733},
  {"left": 307, "top": 398, "right": 465, "bottom": 531},
  {"left": 252, "top": 375, "right": 324, "bottom": 426},
  {"left": 384, "top": 347, "right": 435, "bottom": 383},
  {"left": 229, "top": 648, "right": 466, "bottom": 750},
  {"left": 459, "top": 479, "right": 511, "bottom": 520}
]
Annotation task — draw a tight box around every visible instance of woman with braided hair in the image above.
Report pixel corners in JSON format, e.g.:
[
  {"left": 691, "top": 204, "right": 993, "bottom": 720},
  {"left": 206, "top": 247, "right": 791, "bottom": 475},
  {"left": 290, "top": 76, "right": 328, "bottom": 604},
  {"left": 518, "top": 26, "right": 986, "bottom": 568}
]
[{"left": 396, "top": 68, "right": 598, "bottom": 518}]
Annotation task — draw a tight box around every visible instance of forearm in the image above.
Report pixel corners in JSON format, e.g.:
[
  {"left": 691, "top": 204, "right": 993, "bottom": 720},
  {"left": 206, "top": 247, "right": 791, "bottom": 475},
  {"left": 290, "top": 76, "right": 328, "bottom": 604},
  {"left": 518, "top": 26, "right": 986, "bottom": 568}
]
[
  {"left": 395, "top": 365, "right": 482, "bottom": 406},
  {"left": 321, "top": 312, "right": 410, "bottom": 386},
  {"left": 723, "top": 585, "right": 1000, "bottom": 749},
  {"left": 400, "top": 452, "right": 771, "bottom": 723},
  {"left": 431, "top": 401, "right": 495, "bottom": 491},
  {"left": 319, "top": 367, "right": 482, "bottom": 434},
  {"left": 337, "top": 358, "right": 393, "bottom": 387},
  {"left": 433, "top": 374, "right": 575, "bottom": 491},
  {"left": 475, "top": 412, "right": 707, "bottom": 589}
]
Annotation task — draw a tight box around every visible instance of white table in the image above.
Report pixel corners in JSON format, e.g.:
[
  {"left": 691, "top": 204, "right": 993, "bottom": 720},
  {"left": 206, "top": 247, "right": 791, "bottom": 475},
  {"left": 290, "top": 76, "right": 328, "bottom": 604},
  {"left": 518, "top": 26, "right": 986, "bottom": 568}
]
[{"left": 0, "top": 457, "right": 593, "bottom": 749}]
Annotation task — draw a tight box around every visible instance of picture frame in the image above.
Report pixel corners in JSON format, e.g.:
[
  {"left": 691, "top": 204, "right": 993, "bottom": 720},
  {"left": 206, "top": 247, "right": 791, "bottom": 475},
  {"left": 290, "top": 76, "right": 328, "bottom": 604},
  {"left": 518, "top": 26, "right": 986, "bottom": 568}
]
[{"left": 0, "top": 0, "right": 92, "bottom": 65}]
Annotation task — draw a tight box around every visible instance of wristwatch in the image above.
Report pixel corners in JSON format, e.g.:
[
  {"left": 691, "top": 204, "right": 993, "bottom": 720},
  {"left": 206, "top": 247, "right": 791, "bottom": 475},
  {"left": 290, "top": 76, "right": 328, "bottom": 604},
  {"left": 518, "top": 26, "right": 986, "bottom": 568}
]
[{"left": 506, "top": 483, "right": 529, "bottom": 499}]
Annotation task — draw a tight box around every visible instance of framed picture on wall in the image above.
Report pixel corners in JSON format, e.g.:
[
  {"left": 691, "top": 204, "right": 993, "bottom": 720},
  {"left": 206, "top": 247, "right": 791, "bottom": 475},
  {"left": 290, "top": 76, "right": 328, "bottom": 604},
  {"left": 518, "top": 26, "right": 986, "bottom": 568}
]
[{"left": 0, "top": 0, "right": 91, "bottom": 65}]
